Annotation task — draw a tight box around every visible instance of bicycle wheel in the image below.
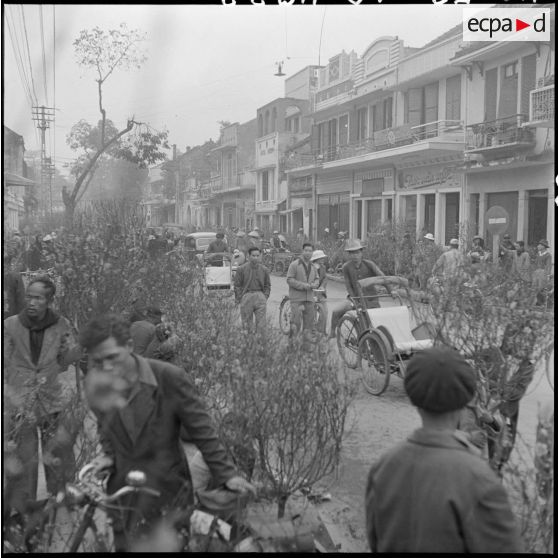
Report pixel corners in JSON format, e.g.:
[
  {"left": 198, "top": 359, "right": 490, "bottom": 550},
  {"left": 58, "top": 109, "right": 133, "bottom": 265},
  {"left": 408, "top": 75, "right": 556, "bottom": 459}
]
[
  {"left": 359, "top": 330, "right": 391, "bottom": 396},
  {"left": 336, "top": 315, "right": 361, "bottom": 369},
  {"left": 279, "top": 297, "right": 291, "bottom": 335}
]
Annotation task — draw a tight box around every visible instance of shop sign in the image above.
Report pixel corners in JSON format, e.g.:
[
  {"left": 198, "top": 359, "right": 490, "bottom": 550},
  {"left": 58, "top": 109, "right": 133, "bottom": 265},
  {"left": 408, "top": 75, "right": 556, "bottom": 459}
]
[{"left": 398, "top": 167, "right": 460, "bottom": 190}]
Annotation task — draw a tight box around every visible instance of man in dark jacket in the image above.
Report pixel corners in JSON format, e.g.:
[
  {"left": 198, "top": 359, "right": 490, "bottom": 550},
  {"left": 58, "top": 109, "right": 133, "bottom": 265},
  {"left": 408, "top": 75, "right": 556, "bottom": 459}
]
[
  {"left": 329, "top": 239, "right": 385, "bottom": 339},
  {"left": 206, "top": 230, "right": 229, "bottom": 266},
  {"left": 81, "top": 313, "right": 255, "bottom": 551},
  {"left": 233, "top": 246, "right": 271, "bottom": 333},
  {"left": 3, "top": 254, "right": 25, "bottom": 319},
  {"left": 4, "top": 276, "right": 82, "bottom": 514},
  {"left": 365, "top": 347, "right": 522, "bottom": 553}
]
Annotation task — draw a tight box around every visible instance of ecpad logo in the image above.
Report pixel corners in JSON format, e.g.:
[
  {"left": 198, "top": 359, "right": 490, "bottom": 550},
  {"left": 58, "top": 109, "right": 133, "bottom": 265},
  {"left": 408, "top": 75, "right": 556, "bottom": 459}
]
[{"left": 463, "top": 8, "right": 550, "bottom": 42}]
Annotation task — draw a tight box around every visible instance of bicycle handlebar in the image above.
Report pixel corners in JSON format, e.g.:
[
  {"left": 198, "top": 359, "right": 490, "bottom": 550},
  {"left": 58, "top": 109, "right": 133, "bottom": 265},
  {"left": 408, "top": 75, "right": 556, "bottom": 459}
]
[{"left": 73, "top": 464, "right": 161, "bottom": 507}]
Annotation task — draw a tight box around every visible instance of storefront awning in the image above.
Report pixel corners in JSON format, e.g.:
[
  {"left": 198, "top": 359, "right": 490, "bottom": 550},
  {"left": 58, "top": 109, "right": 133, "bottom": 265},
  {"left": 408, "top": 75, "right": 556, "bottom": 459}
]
[
  {"left": 279, "top": 207, "right": 303, "bottom": 215},
  {"left": 4, "top": 172, "right": 35, "bottom": 186}
]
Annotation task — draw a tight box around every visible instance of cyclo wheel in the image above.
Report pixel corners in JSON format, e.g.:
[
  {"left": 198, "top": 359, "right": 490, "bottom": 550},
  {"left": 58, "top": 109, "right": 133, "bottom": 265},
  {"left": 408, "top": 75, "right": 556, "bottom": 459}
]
[
  {"left": 336, "top": 315, "right": 361, "bottom": 369},
  {"left": 279, "top": 296, "right": 291, "bottom": 335},
  {"left": 359, "top": 329, "right": 391, "bottom": 396}
]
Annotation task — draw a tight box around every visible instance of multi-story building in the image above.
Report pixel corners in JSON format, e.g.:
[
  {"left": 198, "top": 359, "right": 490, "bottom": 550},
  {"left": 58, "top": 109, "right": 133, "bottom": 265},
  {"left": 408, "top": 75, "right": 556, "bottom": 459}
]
[
  {"left": 175, "top": 141, "right": 215, "bottom": 229},
  {"left": 254, "top": 96, "right": 312, "bottom": 233},
  {"left": 287, "top": 17, "right": 554, "bottom": 263},
  {"left": 141, "top": 164, "right": 173, "bottom": 226},
  {"left": 289, "top": 34, "right": 468, "bottom": 244},
  {"left": 452, "top": 14, "right": 555, "bottom": 253},
  {"left": 3, "top": 126, "right": 33, "bottom": 232},
  {"left": 205, "top": 120, "right": 257, "bottom": 230}
]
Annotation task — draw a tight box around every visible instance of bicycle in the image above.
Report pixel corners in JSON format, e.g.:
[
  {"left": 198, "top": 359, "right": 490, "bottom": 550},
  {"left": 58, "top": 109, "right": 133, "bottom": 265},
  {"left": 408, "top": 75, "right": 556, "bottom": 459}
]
[
  {"left": 278, "top": 289, "right": 326, "bottom": 336},
  {"left": 2, "top": 464, "right": 160, "bottom": 553}
]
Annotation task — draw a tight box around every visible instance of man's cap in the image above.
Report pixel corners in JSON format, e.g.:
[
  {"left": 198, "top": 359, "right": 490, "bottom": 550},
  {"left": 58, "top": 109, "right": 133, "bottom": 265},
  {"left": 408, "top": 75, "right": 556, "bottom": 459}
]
[
  {"left": 449, "top": 238, "right": 459, "bottom": 246},
  {"left": 503, "top": 234, "right": 511, "bottom": 239},
  {"left": 423, "top": 233, "right": 435, "bottom": 241},
  {"left": 298, "top": 227, "right": 304, "bottom": 232},
  {"left": 310, "top": 249, "right": 327, "bottom": 262},
  {"left": 216, "top": 230, "right": 225, "bottom": 238},
  {"left": 538, "top": 239, "right": 549, "bottom": 248},
  {"left": 472, "top": 235, "right": 483, "bottom": 241},
  {"left": 236, "top": 230, "right": 246, "bottom": 237},
  {"left": 345, "top": 239, "right": 364, "bottom": 252},
  {"left": 404, "top": 347, "right": 476, "bottom": 413},
  {"left": 324, "top": 228, "right": 330, "bottom": 233},
  {"left": 273, "top": 230, "right": 279, "bottom": 234},
  {"left": 43, "top": 234, "right": 53, "bottom": 241},
  {"left": 248, "top": 230, "right": 260, "bottom": 238}
]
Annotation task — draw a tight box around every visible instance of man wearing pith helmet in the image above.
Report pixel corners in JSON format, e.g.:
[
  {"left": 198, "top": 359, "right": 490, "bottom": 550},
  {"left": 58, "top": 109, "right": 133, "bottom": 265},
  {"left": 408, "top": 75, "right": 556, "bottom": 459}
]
[{"left": 365, "top": 347, "right": 521, "bottom": 553}]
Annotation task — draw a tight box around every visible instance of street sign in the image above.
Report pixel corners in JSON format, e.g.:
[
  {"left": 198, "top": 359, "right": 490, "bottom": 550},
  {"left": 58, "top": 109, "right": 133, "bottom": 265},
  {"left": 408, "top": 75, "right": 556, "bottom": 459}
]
[{"left": 485, "top": 205, "right": 510, "bottom": 235}]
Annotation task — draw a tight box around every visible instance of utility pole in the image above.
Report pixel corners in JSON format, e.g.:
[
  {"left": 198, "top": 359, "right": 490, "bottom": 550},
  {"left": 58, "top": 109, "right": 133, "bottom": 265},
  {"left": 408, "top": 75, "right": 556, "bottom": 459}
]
[{"left": 31, "top": 105, "right": 55, "bottom": 219}]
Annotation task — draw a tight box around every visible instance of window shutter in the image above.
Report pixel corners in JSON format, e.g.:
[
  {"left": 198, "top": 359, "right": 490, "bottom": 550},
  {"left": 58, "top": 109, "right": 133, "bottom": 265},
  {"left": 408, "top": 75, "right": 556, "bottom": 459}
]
[
  {"left": 484, "top": 68, "right": 498, "bottom": 121},
  {"left": 406, "top": 88, "right": 423, "bottom": 126},
  {"left": 520, "top": 54, "right": 537, "bottom": 118},
  {"left": 498, "top": 61, "right": 518, "bottom": 119},
  {"left": 424, "top": 82, "right": 439, "bottom": 125},
  {"left": 374, "top": 102, "right": 384, "bottom": 133},
  {"left": 445, "top": 75, "right": 461, "bottom": 121}
]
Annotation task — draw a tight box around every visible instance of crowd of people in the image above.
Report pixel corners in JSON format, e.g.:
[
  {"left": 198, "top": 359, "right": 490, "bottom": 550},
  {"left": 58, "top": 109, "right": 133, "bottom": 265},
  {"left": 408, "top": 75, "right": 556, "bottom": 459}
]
[{"left": 3, "top": 222, "right": 553, "bottom": 553}]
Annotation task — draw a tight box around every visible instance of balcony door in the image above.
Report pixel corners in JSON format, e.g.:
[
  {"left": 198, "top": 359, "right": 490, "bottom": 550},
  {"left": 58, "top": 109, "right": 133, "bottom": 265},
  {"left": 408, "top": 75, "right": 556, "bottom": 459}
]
[{"left": 406, "top": 83, "right": 439, "bottom": 137}]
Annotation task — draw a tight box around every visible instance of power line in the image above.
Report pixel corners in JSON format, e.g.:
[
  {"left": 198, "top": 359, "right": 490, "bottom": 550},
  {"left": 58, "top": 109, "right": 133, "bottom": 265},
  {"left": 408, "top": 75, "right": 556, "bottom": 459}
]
[
  {"left": 20, "top": 4, "right": 39, "bottom": 106},
  {"left": 318, "top": 7, "right": 327, "bottom": 67},
  {"left": 39, "top": 5, "right": 49, "bottom": 105},
  {"left": 52, "top": 5, "right": 57, "bottom": 190},
  {"left": 6, "top": 8, "right": 34, "bottom": 107}
]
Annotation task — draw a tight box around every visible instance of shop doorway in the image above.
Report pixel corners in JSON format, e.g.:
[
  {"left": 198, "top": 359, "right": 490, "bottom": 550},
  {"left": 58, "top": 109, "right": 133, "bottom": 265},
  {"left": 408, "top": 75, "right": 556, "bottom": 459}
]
[
  {"left": 527, "top": 190, "right": 547, "bottom": 246},
  {"left": 444, "top": 193, "right": 460, "bottom": 245}
]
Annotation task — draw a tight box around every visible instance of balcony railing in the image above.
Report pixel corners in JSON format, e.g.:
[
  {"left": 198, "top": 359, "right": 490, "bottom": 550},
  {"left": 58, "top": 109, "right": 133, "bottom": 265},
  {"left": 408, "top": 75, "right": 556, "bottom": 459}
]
[
  {"left": 529, "top": 84, "right": 554, "bottom": 126},
  {"left": 236, "top": 171, "right": 256, "bottom": 188},
  {"left": 313, "top": 120, "right": 464, "bottom": 163},
  {"left": 209, "top": 176, "right": 222, "bottom": 193},
  {"left": 466, "top": 114, "right": 536, "bottom": 151}
]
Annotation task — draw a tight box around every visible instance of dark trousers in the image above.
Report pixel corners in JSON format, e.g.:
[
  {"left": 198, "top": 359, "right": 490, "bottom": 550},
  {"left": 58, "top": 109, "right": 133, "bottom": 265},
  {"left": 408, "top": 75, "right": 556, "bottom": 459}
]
[{"left": 6, "top": 413, "right": 76, "bottom": 514}]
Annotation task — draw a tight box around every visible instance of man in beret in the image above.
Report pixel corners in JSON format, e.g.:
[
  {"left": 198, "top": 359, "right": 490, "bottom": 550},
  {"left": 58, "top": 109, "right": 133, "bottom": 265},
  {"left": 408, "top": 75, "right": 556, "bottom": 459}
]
[{"left": 365, "top": 346, "right": 521, "bottom": 553}]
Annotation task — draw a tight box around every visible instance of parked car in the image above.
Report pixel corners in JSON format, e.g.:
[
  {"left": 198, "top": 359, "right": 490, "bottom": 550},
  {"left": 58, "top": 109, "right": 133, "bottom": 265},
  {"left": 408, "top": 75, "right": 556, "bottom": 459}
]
[
  {"left": 161, "top": 223, "right": 187, "bottom": 237},
  {"left": 183, "top": 232, "right": 219, "bottom": 261}
]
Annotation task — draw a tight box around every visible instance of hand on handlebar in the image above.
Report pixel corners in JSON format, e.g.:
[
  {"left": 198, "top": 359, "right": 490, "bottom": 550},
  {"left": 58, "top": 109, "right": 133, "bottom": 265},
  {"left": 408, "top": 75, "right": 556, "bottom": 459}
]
[
  {"left": 89, "top": 455, "right": 115, "bottom": 479},
  {"left": 224, "top": 475, "right": 257, "bottom": 497}
]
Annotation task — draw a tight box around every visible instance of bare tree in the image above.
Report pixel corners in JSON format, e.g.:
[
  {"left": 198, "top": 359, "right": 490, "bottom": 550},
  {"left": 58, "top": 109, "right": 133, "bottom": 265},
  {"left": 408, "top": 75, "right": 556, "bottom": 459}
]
[{"left": 63, "top": 24, "right": 169, "bottom": 222}]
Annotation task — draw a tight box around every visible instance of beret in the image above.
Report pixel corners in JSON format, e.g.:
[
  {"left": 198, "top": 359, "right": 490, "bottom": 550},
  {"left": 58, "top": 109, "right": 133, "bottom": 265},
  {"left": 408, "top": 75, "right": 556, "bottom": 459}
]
[{"left": 404, "top": 347, "right": 476, "bottom": 413}]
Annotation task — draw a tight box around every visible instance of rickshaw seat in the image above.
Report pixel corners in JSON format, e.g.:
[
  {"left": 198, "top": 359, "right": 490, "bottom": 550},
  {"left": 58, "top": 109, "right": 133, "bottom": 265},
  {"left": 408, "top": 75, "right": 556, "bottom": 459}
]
[
  {"left": 205, "top": 266, "right": 232, "bottom": 286},
  {"left": 367, "top": 306, "right": 433, "bottom": 354}
]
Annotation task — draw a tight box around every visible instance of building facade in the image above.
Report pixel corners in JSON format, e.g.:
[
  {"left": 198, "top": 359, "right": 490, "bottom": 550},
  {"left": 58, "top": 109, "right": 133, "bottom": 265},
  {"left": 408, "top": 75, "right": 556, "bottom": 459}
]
[
  {"left": 206, "top": 120, "right": 257, "bottom": 230},
  {"left": 285, "top": 17, "right": 554, "bottom": 261},
  {"left": 3, "top": 126, "right": 33, "bottom": 232},
  {"left": 452, "top": 30, "right": 555, "bottom": 251},
  {"left": 254, "top": 97, "right": 312, "bottom": 234}
]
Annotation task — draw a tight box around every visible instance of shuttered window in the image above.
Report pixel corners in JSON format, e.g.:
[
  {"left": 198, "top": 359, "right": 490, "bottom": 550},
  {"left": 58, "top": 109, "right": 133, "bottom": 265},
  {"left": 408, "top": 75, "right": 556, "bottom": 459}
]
[
  {"left": 445, "top": 75, "right": 461, "bottom": 121},
  {"left": 357, "top": 107, "right": 368, "bottom": 140},
  {"left": 498, "top": 61, "right": 518, "bottom": 119},
  {"left": 384, "top": 97, "right": 393, "bottom": 129},
  {"left": 520, "top": 54, "right": 537, "bottom": 118},
  {"left": 339, "top": 115, "right": 349, "bottom": 146},
  {"left": 406, "top": 88, "right": 423, "bottom": 126},
  {"left": 485, "top": 68, "right": 498, "bottom": 121}
]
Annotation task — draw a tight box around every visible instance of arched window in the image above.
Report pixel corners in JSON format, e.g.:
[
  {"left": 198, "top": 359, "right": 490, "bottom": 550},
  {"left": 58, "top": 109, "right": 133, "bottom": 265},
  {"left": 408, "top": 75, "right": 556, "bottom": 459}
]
[
  {"left": 264, "top": 111, "right": 270, "bottom": 135},
  {"left": 258, "top": 114, "right": 263, "bottom": 137}
]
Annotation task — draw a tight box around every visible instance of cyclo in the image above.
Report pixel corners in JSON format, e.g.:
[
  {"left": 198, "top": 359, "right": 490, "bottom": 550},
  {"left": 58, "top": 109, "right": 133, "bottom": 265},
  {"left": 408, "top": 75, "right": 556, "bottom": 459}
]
[{"left": 336, "top": 275, "right": 437, "bottom": 395}]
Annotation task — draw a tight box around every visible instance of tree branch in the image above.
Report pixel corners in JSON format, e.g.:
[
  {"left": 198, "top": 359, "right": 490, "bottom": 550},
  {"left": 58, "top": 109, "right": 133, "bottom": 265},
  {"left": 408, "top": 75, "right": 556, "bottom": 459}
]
[{"left": 69, "top": 120, "right": 135, "bottom": 204}]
